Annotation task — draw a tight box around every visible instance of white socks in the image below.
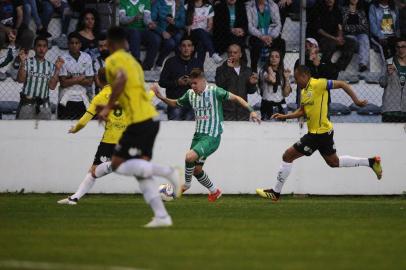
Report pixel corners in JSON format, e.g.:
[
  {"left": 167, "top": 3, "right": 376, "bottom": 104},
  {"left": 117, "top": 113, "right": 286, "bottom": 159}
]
[
  {"left": 115, "top": 159, "right": 153, "bottom": 178},
  {"left": 71, "top": 173, "right": 95, "bottom": 200},
  {"left": 94, "top": 162, "right": 112, "bottom": 178},
  {"left": 138, "top": 178, "right": 169, "bottom": 219},
  {"left": 274, "top": 161, "right": 293, "bottom": 193},
  {"left": 151, "top": 163, "right": 173, "bottom": 178},
  {"left": 339, "top": 156, "right": 369, "bottom": 167}
]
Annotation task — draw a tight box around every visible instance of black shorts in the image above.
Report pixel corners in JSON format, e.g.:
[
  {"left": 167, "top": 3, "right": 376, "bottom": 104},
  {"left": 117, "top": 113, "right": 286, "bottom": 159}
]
[
  {"left": 93, "top": 142, "right": 115, "bottom": 165},
  {"left": 293, "top": 130, "right": 336, "bottom": 156},
  {"left": 114, "top": 119, "right": 160, "bottom": 160}
]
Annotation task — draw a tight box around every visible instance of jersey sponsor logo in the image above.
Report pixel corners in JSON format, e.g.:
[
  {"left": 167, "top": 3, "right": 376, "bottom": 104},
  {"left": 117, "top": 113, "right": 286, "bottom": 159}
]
[
  {"left": 196, "top": 115, "right": 209, "bottom": 120},
  {"left": 195, "top": 104, "right": 212, "bottom": 112},
  {"left": 27, "top": 71, "right": 52, "bottom": 79}
]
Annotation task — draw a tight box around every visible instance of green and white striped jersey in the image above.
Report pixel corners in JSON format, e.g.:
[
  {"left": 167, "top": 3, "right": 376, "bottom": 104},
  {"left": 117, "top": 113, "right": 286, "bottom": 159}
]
[
  {"left": 22, "top": 57, "right": 55, "bottom": 99},
  {"left": 177, "top": 85, "right": 230, "bottom": 137}
]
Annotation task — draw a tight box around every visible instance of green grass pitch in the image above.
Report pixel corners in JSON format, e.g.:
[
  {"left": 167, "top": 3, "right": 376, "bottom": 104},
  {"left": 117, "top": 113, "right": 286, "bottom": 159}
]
[{"left": 0, "top": 194, "right": 405, "bottom": 270}]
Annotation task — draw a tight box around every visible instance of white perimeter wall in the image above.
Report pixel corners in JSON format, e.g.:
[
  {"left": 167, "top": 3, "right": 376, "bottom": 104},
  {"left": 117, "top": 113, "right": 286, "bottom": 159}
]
[{"left": 0, "top": 121, "right": 405, "bottom": 195}]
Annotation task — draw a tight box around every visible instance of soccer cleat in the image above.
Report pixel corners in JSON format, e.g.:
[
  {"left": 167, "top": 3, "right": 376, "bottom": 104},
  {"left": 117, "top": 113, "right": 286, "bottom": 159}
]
[
  {"left": 181, "top": 184, "right": 190, "bottom": 193},
  {"left": 57, "top": 197, "right": 78, "bottom": 205},
  {"left": 167, "top": 167, "right": 183, "bottom": 199},
  {"left": 371, "top": 156, "right": 383, "bottom": 180},
  {"left": 208, "top": 188, "right": 222, "bottom": 202},
  {"left": 143, "top": 216, "right": 173, "bottom": 228},
  {"left": 256, "top": 188, "right": 280, "bottom": 202}
]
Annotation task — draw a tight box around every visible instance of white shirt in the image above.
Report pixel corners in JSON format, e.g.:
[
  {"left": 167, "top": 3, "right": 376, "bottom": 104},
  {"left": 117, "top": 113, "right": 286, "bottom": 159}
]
[
  {"left": 59, "top": 51, "right": 94, "bottom": 106},
  {"left": 185, "top": 4, "right": 214, "bottom": 30},
  {"left": 259, "top": 69, "right": 285, "bottom": 102}
]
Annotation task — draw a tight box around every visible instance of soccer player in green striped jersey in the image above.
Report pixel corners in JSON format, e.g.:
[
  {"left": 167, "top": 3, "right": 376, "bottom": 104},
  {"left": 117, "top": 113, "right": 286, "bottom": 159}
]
[{"left": 153, "top": 68, "right": 261, "bottom": 202}]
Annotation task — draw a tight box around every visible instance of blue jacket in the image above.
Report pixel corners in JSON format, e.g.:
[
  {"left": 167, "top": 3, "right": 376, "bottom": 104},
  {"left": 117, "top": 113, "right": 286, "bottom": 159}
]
[
  {"left": 369, "top": 3, "right": 399, "bottom": 40},
  {"left": 151, "top": 0, "right": 186, "bottom": 34}
]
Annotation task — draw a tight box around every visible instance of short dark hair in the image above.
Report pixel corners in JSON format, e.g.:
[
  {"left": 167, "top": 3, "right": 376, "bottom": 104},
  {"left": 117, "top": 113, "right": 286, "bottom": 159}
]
[
  {"left": 189, "top": 68, "right": 205, "bottom": 79},
  {"left": 395, "top": 36, "right": 406, "bottom": 44},
  {"left": 98, "top": 32, "right": 107, "bottom": 41},
  {"left": 180, "top": 34, "right": 195, "bottom": 46},
  {"left": 294, "top": 65, "right": 311, "bottom": 76},
  {"left": 68, "top": 32, "right": 82, "bottom": 42},
  {"left": 34, "top": 36, "right": 48, "bottom": 46},
  {"left": 107, "top": 27, "right": 127, "bottom": 44}
]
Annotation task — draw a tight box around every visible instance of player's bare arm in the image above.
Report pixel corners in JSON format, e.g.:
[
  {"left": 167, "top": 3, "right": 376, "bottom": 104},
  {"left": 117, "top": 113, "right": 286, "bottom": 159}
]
[
  {"left": 77, "top": 76, "right": 94, "bottom": 87},
  {"left": 272, "top": 105, "right": 305, "bottom": 120},
  {"left": 332, "top": 80, "right": 368, "bottom": 107},
  {"left": 98, "top": 69, "right": 127, "bottom": 121},
  {"left": 48, "top": 57, "right": 64, "bottom": 90},
  {"left": 151, "top": 83, "right": 178, "bottom": 107},
  {"left": 228, "top": 93, "right": 261, "bottom": 123}
]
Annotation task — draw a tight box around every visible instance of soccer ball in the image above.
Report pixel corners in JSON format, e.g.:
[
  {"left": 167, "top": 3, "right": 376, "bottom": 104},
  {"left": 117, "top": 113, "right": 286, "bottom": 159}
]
[{"left": 159, "top": 184, "right": 175, "bottom": 202}]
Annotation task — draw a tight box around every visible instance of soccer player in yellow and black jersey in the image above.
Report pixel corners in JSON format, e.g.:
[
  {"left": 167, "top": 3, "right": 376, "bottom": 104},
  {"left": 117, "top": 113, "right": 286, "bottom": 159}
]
[
  {"left": 256, "top": 65, "right": 383, "bottom": 201},
  {"left": 97, "top": 27, "right": 182, "bottom": 228},
  {"left": 58, "top": 68, "right": 128, "bottom": 205}
]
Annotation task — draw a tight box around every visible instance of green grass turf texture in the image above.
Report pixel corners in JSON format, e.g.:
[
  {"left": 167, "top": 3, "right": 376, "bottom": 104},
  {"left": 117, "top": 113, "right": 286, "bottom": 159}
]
[{"left": 0, "top": 194, "right": 405, "bottom": 270}]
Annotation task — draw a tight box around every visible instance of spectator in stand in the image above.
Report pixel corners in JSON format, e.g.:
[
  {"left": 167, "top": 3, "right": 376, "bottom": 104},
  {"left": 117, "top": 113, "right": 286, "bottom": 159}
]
[
  {"left": 23, "top": 0, "right": 52, "bottom": 37},
  {"left": 342, "top": 0, "right": 370, "bottom": 72},
  {"left": 369, "top": 0, "right": 400, "bottom": 59},
  {"left": 58, "top": 32, "right": 94, "bottom": 120},
  {"left": 16, "top": 36, "right": 64, "bottom": 120},
  {"left": 41, "top": 0, "right": 72, "bottom": 49},
  {"left": 0, "top": 0, "right": 34, "bottom": 51},
  {"left": 246, "top": 0, "right": 286, "bottom": 72},
  {"left": 398, "top": 0, "right": 406, "bottom": 36},
  {"left": 258, "top": 48, "right": 291, "bottom": 120},
  {"left": 380, "top": 36, "right": 406, "bottom": 122},
  {"left": 185, "top": 0, "right": 223, "bottom": 67},
  {"left": 93, "top": 33, "right": 109, "bottom": 94},
  {"left": 119, "top": 0, "right": 159, "bottom": 70},
  {"left": 151, "top": 0, "right": 186, "bottom": 69},
  {"left": 213, "top": 0, "right": 248, "bottom": 57},
  {"left": 307, "top": 0, "right": 356, "bottom": 71},
  {"left": 158, "top": 35, "right": 198, "bottom": 120},
  {"left": 215, "top": 43, "right": 258, "bottom": 120},
  {"left": 76, "top": 8, "right": 100, "bottom": 61}
]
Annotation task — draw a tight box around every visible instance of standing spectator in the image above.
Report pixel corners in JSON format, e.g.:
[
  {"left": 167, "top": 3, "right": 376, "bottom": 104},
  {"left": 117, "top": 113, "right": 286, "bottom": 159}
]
[
  {"left": 23, "top": 0, "right": 52, "bottom": 37},
  {"left": 185, "top": 0, "right": 223, "bottom": 67},
  {"left": 307, "top": 0, "right": 356, "bottom": 71},
  {"left": 369, "top": 0, "right": 399, "bottom": 59},
  {"left": 258, "top": 49, "right": 291, "bottom": 120},
  {"left": 246, "top": 0, "right": 286, "bottom": 72},
  {"left": 342, "top": 0, "right": 370, "bottom": 72},
  {"left": 16, "top": 36, "right": 64, "bottom": 120},
  {"left": 215, "top": 43, "right": 258, "bottom": 121},
  {"left": 41, "top": 0, "right": 72, "bottom": 49},
  {"left": 398, "top": 0, "right": 406, "bottom": 36},
  {"left": 158, "top": 35, "right": 198, "bottom": 120},
  {"left": 213, "top": 0, "right": 248, "bottom": 56},
  {"left": 76, "top": 9, "right": 100, "bottom": 60},
  {"left": 151, "top": 0, "right": 186, "bottom": 69},
  {"left": 0, "top": 0, "right": 34, "bottom": 51},
  {"left": 93, "top": 33, "right": 109, "bottom": 94},
  {"left": 58, "top": 32, "right": 94, "bottom": 120},
  {"left": 119, "top": 0, "right": 159, "bottom": 70},
  {"left": 380, "top": 36, "right": 406, "bottom": 122}
]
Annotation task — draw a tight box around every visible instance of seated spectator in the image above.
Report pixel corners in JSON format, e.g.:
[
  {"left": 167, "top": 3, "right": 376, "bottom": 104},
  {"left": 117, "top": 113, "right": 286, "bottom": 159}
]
[
  {"left": 158, "top": 35, "right": 198, "bottom": 120},
  {"left": 213, "top": 0, "right": 248, "bottom": 56},
  {"left": 23, "top": 0, "right": 51, "bottom": 37},
  {"left": 215, "top": 43, "right": 258, "bottom": 121},
  {"left": 119, "top": 0, "right": 159, "bottom": 70},
  {"left": 58, "top": 32, "right": 94, "bottom": 120},
  {"left": 342, "top": 0, "right": 370, "bottom": 72},
  {"left": 398, "top": 0, "right": 406, "bottom": 36},
  {"left": 307, "top": 0, "right": 356, "bottom": 71},
  {"left": 41, "top": 0, "right": 72, "bottom": 49},
  {"left": 369, "top": 0, "right": 399, "bottom": 59},
  {"left": 76, "top": 8, "right": 100, "bottom": 60},
  {"left": 93, "top": 33, "right": 109, "bottom": 94},
  {"left": 0, "top": 0, "right": 34, "bottom": 51},
  {"left": 246, "top": 0, "right": 286, "bottom": 72},
  {"left": 380, "top": 36, "right": 406, "bottom": 122},
  {"left": 274, "top": 0, "right": 316, "bottom": 26},
  {"left": 258, "top": 48, "right": 291, "bottom": 120},
  {"left": 185, "top": 0, "right": 222, "bottom": 67},
  {"left": 16, "top": 36, "right": 64, "bottom": 120},
  {"left": 151, "top": 0, "right": 186, "bottom": 69}
]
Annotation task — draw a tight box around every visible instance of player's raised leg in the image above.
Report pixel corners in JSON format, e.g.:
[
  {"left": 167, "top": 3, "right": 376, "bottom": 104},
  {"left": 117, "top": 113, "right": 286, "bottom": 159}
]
[{"left": 323, "top": 154, "right": 383, "bottom": 179}]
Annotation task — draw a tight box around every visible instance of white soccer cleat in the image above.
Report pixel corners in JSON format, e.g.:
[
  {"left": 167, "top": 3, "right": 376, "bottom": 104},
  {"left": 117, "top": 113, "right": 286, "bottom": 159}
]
[
  {"left": 57, "top": 197, "right": 77, "bottom": 205},
  {"left": 143, "top": 216, "right": 173, "bottom": 228},
  {"left": 167, "top": 167, "right": 183, "bottom": 199}
]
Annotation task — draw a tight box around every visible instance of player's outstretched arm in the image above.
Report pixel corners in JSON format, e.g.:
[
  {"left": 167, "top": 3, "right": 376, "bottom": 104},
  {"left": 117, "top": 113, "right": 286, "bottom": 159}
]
[
  {"left": 228, "top": 93, "right": 261, "bottom": 124},
  {"left": 151, "top": 84, "right": 178, "bottom": 108},
  {"left": 332, "top": 80, "right": 367, "bottom": 107},
  {"left": 272, "top": 105, "right": 305, "bottom": 120}
]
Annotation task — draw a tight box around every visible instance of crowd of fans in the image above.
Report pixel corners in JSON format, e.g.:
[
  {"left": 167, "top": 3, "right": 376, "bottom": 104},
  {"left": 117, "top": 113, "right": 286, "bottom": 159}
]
[{"left": 0, "top": 0, "right": 405, "bottom": 121}]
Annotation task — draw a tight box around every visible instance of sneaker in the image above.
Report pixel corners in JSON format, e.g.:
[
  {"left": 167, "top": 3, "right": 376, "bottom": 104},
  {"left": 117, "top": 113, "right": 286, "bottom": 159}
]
[
  {"left": 370, "top": 156, "right": 383, "bottom": 180},
  {"left": 57, "top": 197, "right": 78, "bottom": 205},
  {"left": 256, "top": 188, "right": 280, "bottom": 202},
  {"left": 166, "top": 167, "right": 183, "bottom": 199},
  {"left": 208, "top": 188, "right": 222, "bottom": 202},
  {"left": 144, "top": 216, "right": 173, "bottom": 228},
  {"left": 212, "top": 53, "right": 223, "bottom": 64}
]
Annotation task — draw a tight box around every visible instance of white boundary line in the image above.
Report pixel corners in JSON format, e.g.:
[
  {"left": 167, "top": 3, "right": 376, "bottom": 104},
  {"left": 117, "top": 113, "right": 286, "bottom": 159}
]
[{"left": 0, "top": 260, "right": 145, "bottom": 270}]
